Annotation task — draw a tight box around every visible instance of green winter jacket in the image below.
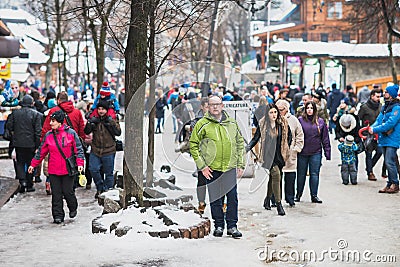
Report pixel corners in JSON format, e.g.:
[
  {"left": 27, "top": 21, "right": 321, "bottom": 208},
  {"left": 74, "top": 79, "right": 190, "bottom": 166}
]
[{"left": 189, "top": 111, "right": 245, "bottom": 172}]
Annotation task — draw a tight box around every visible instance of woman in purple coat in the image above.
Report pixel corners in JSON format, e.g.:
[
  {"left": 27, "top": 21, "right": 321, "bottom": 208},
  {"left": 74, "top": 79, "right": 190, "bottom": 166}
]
[{"left": 296, "top": 101, "right": 331, "bottom": 203}]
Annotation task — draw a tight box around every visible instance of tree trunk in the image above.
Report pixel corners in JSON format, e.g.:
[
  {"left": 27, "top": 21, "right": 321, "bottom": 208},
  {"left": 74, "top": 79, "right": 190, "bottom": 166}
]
[
  {"left": 146, "top": 0, "right": 157, "bottom": 188},
  {"left": 123, "top": 0, "right": 149, "bottom": 207},
  {"left": 388, "top": 31, "right": 398, "bottom": 84}
]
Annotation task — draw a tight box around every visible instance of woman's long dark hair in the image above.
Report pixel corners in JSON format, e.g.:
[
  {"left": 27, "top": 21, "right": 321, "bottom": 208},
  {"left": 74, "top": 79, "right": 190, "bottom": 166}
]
[{"left": 302, "top": 101, "right": 319, "bottom": 125}]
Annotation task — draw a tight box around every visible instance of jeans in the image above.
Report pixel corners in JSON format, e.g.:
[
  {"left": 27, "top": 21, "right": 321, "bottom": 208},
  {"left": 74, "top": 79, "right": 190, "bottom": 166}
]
[
  {"left": 172, "top": 114, "right": 177, "bottom": 133},
  {"left": 283, "top": 172, "right": 296, "bottom": 204},
  {"left": 89, "top": 153, "right": 116, "bottom": 192},
  {"left": 197, "top": 171, "right": 207, "bottom": 203},
  {"left": 49, "top": 174, "right": 78, "bottom": 220},
  {"left": 297, "top": 153, "right": 322, "bottom": 197},
  {"left": 382, "top": 147, "right": 399, "bottom": 187},
  {"left": 206, "top": 169, "right": 238, "bottom": 229},
  {"left": 156, "top": 117, "right": 164, "bottom": 133},
  {"left": 365, "top": 146, "right": 383, "bottom": 174}
]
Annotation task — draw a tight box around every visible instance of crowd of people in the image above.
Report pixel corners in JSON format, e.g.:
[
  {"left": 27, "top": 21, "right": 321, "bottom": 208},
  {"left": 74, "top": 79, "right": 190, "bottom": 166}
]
[
  {"left": 2, "top": 80, "right": 122, "bottom": 224},
  {"left": 165, "top": 79, "right": 400, "bottom": 238}
]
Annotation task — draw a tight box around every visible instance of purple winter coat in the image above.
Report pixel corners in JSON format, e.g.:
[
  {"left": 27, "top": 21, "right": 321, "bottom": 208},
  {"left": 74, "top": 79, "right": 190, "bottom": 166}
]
[{"left": 298, "top": 116, "right": 331, "bottom": 160}]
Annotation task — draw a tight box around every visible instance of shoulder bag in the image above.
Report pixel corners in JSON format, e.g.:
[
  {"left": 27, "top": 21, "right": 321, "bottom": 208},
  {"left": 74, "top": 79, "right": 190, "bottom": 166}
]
[{"left": 52, "top": 132, "right": 78, "bottom": 176}]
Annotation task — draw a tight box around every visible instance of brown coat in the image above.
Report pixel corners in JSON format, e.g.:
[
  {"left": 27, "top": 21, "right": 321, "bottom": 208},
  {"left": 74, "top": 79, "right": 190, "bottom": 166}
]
[
  {"left": 84, "top": 117, "right": 121, "bottom": 157},
  {"left": 257, "top": 115, "right": 290, "bottom": 165}
]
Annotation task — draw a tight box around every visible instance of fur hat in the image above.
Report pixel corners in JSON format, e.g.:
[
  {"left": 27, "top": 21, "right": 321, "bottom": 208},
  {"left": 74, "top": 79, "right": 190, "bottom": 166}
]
[
  {"left": 345, "top": 135, "right": 354, "bottom": 146},
  {"left": 339, "top": 114, "right": 357, "bottom": 132},
  {"left": 386, "top": 84, "right": 399, "bottom": 99},
  {"left": 97, "top": 99, "right": 109, "bottom": 110},
  {"left": 50, "top": 110, "right": 65, "bottom": 123},
  {"left": 275, "top": 99, "right": 290, "bottom": 111},
  {"left": 100, "top": 81, "right": 111, "bottom": 96}
]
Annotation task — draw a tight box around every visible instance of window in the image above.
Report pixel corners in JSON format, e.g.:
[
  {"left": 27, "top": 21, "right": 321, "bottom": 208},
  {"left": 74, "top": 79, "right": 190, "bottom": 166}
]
[{"left": 327, "top": 2, "right": 342, "bottom": 19}]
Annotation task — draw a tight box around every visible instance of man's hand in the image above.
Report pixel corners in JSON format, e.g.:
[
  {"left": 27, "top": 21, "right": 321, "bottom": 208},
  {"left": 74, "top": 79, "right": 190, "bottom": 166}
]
[
  {"left": 201, "top": 166, "right": 213, "bottom": 180},
  {"left": 237, "top": 168, "right": 244, "bottom": 178},
  {"left": 339, "top": 137, "right": 345, "bottom": 142},
  {"left": 28, "top": 166, "right": 34, "bottom": 174},
  {"left": 89, "top": 116, "right": 100, "bottom": 124},
  {"left": 78, "top": 166, "right": 84, "bottom": 173},
  {"left": 368, "top": 127, "right": 374, "bottom": 134}
]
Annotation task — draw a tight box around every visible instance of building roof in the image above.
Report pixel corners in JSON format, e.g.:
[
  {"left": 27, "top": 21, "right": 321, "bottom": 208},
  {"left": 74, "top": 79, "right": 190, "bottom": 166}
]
[
  {"left": 0, "top": 20, "right": 10, "bottom": 36},
  {"left": 269, "top": 41, "right": 400, "bottom": 59},
  {"left": 0, "top": 8, "right": 39, "bottom": 25}
]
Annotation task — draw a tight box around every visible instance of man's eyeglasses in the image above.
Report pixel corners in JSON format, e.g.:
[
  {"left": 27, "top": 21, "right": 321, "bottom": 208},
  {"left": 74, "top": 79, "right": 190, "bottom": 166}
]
[{"left": 209, "top": 103, "right": 222, "bottom": 108}]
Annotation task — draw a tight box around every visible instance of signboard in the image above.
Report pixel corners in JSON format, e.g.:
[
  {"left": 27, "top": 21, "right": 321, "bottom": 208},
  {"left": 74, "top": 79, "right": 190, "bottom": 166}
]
[
  {"left": 0, "top": 59, "right": 11, "bottom": 79},
  {"left": 223, "top": 100, "right": 255, "bottom": 178}
]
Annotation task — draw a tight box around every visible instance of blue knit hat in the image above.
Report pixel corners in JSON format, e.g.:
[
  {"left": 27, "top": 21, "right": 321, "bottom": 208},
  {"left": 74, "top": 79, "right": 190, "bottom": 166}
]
[{"left": 386, "top": 84, "right": 399, "bottom": 99}]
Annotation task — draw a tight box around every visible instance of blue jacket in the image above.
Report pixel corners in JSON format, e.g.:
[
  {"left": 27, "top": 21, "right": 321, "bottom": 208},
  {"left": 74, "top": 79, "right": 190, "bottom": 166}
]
[
  {"left": 372, "top": 101, "right": 400, "bottom": 148},
  {"left": 338, "top": 143, "right": 358, "bottom": 164},
  {"left": 92, "top": 93, "right": 120, "bottom": 112}
]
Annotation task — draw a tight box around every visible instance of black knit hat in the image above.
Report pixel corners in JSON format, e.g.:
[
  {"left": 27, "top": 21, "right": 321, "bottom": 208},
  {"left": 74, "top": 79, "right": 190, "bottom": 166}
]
[
  {"left": 50, "top": 110, "right": 65, "bottom": 123},
  {"left": 97, "top": 99, "right": 109, "bottom": 110}
]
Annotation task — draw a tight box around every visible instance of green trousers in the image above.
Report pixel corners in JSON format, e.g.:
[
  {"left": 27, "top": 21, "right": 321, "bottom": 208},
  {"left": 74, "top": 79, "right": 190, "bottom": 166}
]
[{"left": 266, "top": 165, "right": 282, "bottom": 203}]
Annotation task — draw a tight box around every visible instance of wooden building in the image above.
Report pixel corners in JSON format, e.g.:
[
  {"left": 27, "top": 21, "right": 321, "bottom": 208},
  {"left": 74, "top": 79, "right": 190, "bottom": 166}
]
[{"left": 253, "top": 0, "right": 399, "bottom": 89}]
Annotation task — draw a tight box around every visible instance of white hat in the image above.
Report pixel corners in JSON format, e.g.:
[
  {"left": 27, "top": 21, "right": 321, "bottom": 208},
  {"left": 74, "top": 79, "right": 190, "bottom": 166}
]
[{"left": 339, "top": 114, "right": 357, "bottom": 132}]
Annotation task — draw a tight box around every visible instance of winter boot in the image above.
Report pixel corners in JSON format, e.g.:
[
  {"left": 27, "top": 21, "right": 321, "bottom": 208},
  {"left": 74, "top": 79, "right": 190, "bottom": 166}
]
[
  {"left": 45, "top": 182, "right": 51, "bottom": 195},
  {"left": 368, "top": 173, "right": 377, "bottom": 181},
  {"left": 277, "top": 202, "right": 285, "bottom": 216},
  {"left": 263, "top": 196, "right": 271, "bottom": 210},
  {"left": 378, "top": 186, "right": 390, "bottom": 193}
]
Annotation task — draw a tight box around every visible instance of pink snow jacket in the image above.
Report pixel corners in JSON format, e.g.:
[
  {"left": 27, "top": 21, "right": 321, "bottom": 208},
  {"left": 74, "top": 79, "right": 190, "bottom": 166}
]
[{"left": 31, "top": 124, "right": 84, "bottom": 176}]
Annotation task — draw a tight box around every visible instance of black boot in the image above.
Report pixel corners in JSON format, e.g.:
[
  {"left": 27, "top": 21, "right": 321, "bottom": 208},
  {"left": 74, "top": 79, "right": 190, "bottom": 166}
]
[
  {"left": 277, "top": 202, "right": 285, "bottom": 216},
  {"left": 294, "top": 194, "right": 301, "bottom": 202},
  {"left": 263, "top": 196, "right": 271, "bottom": 210}
]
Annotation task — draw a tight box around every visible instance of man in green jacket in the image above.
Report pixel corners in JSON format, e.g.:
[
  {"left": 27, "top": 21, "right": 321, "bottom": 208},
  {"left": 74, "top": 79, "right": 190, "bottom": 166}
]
[{"left": 190, "top": 95, "right": 245, "bottom": 238}]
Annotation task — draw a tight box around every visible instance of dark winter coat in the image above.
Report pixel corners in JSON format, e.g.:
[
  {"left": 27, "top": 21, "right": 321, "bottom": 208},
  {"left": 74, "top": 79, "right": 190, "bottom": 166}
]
[
  {"left": 335, "top": 113, "right": 362, "bottom": 144},
  {"left": 155, "top": 97, "right": 168, "bottom": 119},
  {"left": 327, "top": 89, "right": 345, "bottom": 117},
  {"left": 358, "top": 99, "right": 381, "bottom": 127},
  {"left": 6, "top": 106, "right": 43, "bottom": 148},
  {"left": 84, "top": 115, "right": 121, "bottom": 157}
]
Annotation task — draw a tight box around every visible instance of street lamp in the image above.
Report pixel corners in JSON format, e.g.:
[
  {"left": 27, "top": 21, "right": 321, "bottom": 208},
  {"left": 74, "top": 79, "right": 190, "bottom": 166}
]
[{"left": 201, "top": 0, "right": 272, "bottom": 97}]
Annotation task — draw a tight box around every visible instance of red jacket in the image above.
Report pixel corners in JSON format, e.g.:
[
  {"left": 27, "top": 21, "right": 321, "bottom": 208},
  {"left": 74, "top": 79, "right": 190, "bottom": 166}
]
[
  {"left": 32, "top": 125, "right": 85, "bottom": 176},
  {"left": 41, "top": 101, "right": 85, "bottom": 139}
]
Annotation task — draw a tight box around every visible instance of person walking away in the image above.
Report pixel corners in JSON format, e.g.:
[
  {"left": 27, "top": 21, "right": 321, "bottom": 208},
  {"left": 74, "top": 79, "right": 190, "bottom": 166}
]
[
  {"left": 296, "top": 101, "right": 331, "bottom": 203},
  {"left": 369, "top": 84, "right": 400, "bottom": 193},
  {"left": 6, "top": 95, "right": 43, "bottom": 192},
  {"left": 276, "top": 100, "right": 304, "bottom": 207},
  {"left": 155, "top": 89, "right": 168, "bottom": 134},
  {"left": 357, "top": 88, "right": 382, "bottom": 181},
  {"left": 246, "top": 103, "right": 291, "bottom": 215},
  {"left": 338, "top": 135, "right": 358, "bottom": 185},
  {"left": 190, "top": 95, "right": 245, "bottom": 238},
  {"left": 327, "top": 83, "right": 345, "bottom": 134},
  {"left": 28, "top": 111, "right": 84, "bottom": 224},
  {"left": 84, "top": 100, "right": 121, "bottom": 198}
]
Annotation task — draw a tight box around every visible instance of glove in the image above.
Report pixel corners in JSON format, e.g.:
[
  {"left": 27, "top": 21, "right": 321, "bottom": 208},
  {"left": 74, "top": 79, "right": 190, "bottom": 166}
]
[{"left": 88, "top": 116, "right": 100, "bottom": 124}]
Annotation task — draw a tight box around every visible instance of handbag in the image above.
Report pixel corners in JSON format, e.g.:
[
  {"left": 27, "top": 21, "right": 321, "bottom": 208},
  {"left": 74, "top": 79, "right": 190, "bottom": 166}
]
[
  {"left": 53, "top": 132, "right": 78, "bottom": 176},
  {"left": 115, "top": 139, "right": 123, "bottom": 151}
]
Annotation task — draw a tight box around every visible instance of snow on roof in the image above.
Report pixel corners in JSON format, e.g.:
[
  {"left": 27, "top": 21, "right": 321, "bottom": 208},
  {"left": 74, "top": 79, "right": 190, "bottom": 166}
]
[
  {"left": 0, "top": 8, "right": 38, "bottom": 25},
  {"left": 271, "top": 3, "right": 298, "bottom": 21},
  {"left": 20, "top": 36, "right": 48, "bottom": 64},
  {"left": 252, "top": 23, "right": 297, "bottom": 36},
  {"left": 269, "top": 41, "right": 400, "bottom": 58},
  {"left": 6, "top": 22, "right": 48, "bottom": 44}
]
